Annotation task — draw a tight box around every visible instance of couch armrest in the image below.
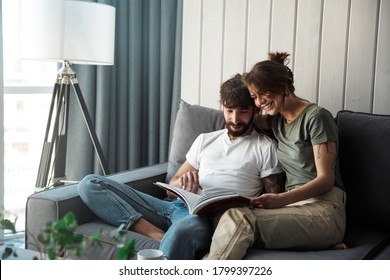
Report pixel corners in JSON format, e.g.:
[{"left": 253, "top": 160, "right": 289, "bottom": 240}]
[
  {"left": 108, "top": 162, "right": 168, "bottom": 198},
  {"left": 25, "top": 183, "right": 92, "bottom": 250},
  {"left": 25, "top": 162, "right": 168, "bottom": 250}
]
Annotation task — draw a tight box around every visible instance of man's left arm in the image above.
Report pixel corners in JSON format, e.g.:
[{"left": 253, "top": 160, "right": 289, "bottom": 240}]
[{"left": 261, "top": 173, "right": 286, "bottom": 194}]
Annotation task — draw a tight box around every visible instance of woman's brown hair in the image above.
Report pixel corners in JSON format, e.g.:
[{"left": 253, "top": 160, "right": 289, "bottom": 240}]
[
  {"left": 243, "top": 52, "right": 295, "bottom": 96},
  {"left": 243, "top": 52, "right": 295, "bottom": 131}
]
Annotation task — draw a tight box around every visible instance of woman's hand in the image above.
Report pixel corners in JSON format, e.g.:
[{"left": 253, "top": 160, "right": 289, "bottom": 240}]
[{"left": 250, "top": 193, "right": 287, "bottom": 209}]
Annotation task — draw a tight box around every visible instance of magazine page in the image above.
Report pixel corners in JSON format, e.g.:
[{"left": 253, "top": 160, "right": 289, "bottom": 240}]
[
  {"left": 154, "top": 182, "right": 251, "bottom": 215},
  {"left": 153, "top": 182, "right": 201, "bottom": 213}
]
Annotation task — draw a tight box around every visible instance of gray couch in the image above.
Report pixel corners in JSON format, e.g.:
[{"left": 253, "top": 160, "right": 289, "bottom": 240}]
[{"left": 25, "top": 100, "right": 390, "bottom": 259}]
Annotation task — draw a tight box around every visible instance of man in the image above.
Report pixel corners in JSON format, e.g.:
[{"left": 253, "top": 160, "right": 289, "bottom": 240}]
[{"left": 77, "top": 74, "right": 284, "bottom": 259}]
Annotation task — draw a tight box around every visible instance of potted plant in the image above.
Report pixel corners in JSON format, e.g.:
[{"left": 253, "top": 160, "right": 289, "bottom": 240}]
[{"left": 1, "top": 211, "right": 135, "bottom": 260}]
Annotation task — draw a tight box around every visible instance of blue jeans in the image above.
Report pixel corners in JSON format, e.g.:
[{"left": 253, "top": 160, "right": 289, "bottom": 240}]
[{"left": 77, "top": 174, "right": 212, "bottom": 259}]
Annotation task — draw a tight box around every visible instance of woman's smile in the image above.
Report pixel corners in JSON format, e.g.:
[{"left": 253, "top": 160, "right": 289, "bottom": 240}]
[{"left": 261, "top": 100, "right": 274, "bottom": 111}]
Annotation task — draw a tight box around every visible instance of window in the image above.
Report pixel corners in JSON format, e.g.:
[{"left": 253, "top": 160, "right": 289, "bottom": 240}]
[{"left": 3, "top": 0, "right": 57, "bottom": 232}]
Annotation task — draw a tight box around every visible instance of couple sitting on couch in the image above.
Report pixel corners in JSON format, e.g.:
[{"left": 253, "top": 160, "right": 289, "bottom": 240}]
[{"left": 77, "top": 52, "right": 347, "bottom": 260}]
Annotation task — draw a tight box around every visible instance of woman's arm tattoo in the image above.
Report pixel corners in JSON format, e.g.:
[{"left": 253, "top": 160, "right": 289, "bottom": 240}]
[
  {"left": 316, "top": 143, "right": 336, "bottom": 169},
  {"left": 262, "top": 173, "right": 286, "bottom": 193}
]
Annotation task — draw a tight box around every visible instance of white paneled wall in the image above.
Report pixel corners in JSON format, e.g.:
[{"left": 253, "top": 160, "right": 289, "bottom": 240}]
[{"left": 181, "top": 0, "right": 390, "bottom": 116}]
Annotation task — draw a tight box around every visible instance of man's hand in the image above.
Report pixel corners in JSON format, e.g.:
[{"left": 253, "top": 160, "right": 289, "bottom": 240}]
[
  {"left": 169, "top": 161, "right": 202, "bottom": 195},
  {"left": 178, "top": 171, "right": 202, "bottom": 194}
]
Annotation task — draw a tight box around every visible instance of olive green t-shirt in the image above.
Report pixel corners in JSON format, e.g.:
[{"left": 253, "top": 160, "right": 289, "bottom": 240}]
[{"left": 272, "top": 103, "right": 344, "bottom": 190}]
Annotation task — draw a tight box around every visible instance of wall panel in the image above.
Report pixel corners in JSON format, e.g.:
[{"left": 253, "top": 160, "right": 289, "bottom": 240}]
[
  {"left": 181, "top": 0, "right": 390, "bottom": 116},
  {"left": 294, "top": 0, "right": 322, "bottom": 103},
  {"left": 373, "top": 0, "right": 390, "bottom": 114},
  {"left": 246, "top": 0, "right": 272, "bottom": 70},
  {"left": 269, "top": 0, "right": 296, "bottom": 62},
  {"left": 222, "top": 0, "right": 248, "bottom": 81},
  {"left": 200, "top": 0, "right": 224, "bottom": 108},
  {"left": 181, "top": 0, "right": 202, "bottom": 105},
  {"left": 345, "top": 0, "right": 379, "bottom": 112},
  {"left": 318, "top": 0, "right": 349, "bottom": 115}
]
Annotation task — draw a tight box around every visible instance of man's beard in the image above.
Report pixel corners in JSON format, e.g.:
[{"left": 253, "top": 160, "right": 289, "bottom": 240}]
[{"left": 226, "top": 119, "right": 253, "bottom": 138}]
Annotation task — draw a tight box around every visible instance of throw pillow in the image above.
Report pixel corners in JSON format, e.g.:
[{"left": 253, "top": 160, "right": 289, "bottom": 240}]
[
  {"left": 166, "top": 100, "right": 225, "bottom": 181},
  {"left": 336, "top": 110, "right": 390, "bottom": 229}
]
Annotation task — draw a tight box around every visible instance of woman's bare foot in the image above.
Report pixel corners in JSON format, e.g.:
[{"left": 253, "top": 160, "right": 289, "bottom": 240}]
[
  {"left": 330, "top": 243, "right": 348, "bottom": 250},
  {"left": 130, "top": 218, "right": 165, "bottom": 241}
]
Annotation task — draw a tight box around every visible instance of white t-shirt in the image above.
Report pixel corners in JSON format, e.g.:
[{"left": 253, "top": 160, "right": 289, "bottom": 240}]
[{"left": 186, "top": 129, "right": 282, "bottom": 197}]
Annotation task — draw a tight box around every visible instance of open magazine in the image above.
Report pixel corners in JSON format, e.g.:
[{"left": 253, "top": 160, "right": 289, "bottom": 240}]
[{"left": 154, "top": 182, "right": 251, "bottom": 215}]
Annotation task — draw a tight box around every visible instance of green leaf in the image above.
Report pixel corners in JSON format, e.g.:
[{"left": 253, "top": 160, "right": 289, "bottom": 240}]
[
  {"left": 117, "top": 239, "right": 136, "bottom": 260},
  {"left": 90, "top": 230, "right": 102, "bottom": 241},
  {"left": 0, "top": 219, "right": 17, "bottom": 234},
  {"left": 1, "top": 247, "right": 17, "bottom": 259},
  {"left": 48, "top": 249, "right": 56, "bottom": 260},
  {"left": 21, "top": 211, "right": 136, "bottom": 260},
  {"left": 88, "top": 230, "right": 103, "bottom": 248}
]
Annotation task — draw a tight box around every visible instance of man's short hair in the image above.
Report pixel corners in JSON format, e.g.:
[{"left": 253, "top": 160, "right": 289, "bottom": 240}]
[{"left": 220, "top": 73, "right": 255, "bottom": 109}]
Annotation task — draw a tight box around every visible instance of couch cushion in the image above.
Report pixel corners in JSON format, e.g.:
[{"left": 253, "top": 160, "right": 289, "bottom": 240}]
[
  {"left": 374, "top": 243, "right": 390, "bottom": 260},
  {"left": 166, "top": 100, "right": 225, "bottom": 181},
  {"left": 336, "top": 111, "right": 390, "bottom": 230},
  {"left": 244, "top": 227, "right": 390, "bottom": 260},
  {"left": 73, "top": 220, "right": 160, "bottom": 260}
]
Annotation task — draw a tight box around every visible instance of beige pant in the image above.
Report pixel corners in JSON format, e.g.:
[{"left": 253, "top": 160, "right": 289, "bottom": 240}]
[{"left": 204, "top": 187, "right": 346, "bottom": 260}]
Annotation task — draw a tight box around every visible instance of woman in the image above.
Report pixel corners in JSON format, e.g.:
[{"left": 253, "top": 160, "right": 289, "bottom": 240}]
[{"left": 204, "top": 52, "right": 347, "bottom": 260}]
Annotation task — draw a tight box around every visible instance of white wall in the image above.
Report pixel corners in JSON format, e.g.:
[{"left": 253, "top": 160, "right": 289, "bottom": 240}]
[{"left": 181, "top": 0, "right": 390, "bottom": 116}]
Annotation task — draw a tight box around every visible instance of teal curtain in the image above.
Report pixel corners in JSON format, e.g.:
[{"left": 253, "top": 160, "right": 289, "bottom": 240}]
[{"left": 65, "top": 0, "right": 182, "bottom": 180}]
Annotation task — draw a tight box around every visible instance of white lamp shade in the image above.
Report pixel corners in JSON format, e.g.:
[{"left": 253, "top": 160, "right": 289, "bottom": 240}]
[{"left": 19, "top": 0, "right": 116, "bottom": 65}]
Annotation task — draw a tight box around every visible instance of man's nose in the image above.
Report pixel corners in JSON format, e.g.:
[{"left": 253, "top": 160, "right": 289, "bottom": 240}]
[{"left": 231, "top": 112, "right": 240, "bottom": 124}]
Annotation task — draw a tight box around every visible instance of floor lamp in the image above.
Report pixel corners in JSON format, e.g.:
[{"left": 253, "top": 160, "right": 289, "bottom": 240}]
[{"left": 19, "top": 0, "right": 116, "bottom": 189}]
